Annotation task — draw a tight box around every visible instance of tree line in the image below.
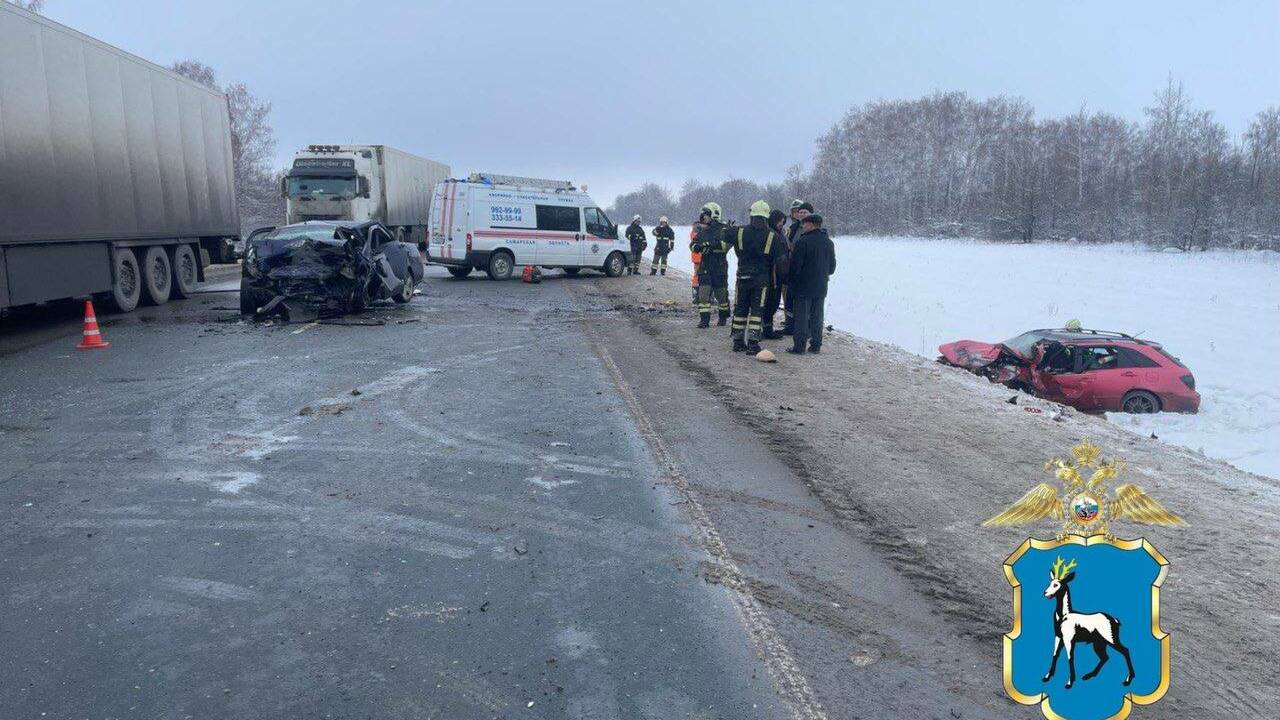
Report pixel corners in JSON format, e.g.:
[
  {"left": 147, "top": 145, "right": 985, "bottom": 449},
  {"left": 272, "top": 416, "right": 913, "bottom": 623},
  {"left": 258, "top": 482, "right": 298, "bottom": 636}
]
[{"left": 609, "top": 82, "right": 1279, "bottom": 250}]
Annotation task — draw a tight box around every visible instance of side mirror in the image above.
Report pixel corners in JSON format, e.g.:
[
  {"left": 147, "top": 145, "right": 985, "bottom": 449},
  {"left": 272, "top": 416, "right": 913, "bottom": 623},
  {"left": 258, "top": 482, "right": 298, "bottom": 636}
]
[{"left": 358, "top": 176, "right": 371, "bottom": 198}]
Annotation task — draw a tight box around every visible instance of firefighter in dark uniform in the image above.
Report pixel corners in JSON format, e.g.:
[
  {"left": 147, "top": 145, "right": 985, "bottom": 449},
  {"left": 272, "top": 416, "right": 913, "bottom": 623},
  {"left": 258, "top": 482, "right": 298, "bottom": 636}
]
[
  {"left": 690, "top": 202, "right": 730, "bottom": 327},
  {"left": 650, "top": 216, "right": 674, "bottom": 275},
  {"left": 625, "top": 215, "right": 647, "bottom": 275},
  {"left": 760, "top": 209, "right": 790, "bottom": 338},
  {"left": 729, "top": 201, "right": 784, "bottom": 353}
]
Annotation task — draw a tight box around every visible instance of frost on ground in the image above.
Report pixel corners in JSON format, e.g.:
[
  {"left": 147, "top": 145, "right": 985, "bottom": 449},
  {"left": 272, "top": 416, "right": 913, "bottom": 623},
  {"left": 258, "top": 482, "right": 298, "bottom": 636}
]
[
  {"left": 593, "top": 269, "right": 1280, "bottom": 718},
  {"left": 658, "top": 228, "right": 1280, "bottom": 480}
]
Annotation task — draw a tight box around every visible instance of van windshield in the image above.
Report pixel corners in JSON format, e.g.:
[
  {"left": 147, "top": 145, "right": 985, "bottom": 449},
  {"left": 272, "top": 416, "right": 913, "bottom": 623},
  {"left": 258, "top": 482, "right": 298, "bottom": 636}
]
[{"left": 287, "top": 177, "right": 356, "bottom": 200}]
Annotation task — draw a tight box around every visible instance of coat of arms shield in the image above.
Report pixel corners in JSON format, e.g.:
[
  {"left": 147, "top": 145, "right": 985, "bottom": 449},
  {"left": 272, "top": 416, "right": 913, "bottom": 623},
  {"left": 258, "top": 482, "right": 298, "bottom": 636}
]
[{"left": 1003, "top": 535, "right": 1169, "bottom": 720}]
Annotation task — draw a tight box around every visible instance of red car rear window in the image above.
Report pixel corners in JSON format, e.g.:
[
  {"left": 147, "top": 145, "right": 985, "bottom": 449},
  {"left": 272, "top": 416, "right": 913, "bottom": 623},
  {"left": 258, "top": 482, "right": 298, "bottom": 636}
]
[{"left": 1153, "top": 347, "right": 1187, "bottom": 368}]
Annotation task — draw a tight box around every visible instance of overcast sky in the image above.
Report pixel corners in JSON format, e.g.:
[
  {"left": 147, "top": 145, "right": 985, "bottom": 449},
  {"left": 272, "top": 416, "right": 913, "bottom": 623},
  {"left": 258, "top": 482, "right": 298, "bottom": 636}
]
[{"left": 41, "top": 0, "right": 1280, "bottom": 205}]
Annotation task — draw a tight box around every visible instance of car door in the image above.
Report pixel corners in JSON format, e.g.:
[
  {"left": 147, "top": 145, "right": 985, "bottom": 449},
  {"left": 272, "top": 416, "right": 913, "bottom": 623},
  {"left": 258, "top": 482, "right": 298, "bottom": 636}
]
[
  {"left": 1093, "top": 346, "right": 1161, "bottom": 411},
  {"left": 583, "top": 207, "right": 615, "bottom": 266},
  {"left": 368, "top": 224, "right": 404, "bottom": 297},
  {"left": 1031, "top": 343, "right": 1096, "bottom": 410}
]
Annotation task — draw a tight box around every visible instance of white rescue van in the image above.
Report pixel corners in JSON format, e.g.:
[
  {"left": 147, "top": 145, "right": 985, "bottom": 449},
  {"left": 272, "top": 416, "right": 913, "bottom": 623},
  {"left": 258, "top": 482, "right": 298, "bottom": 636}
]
[{"left": 427, "top": 173, "right": 628, "bottom": 280}]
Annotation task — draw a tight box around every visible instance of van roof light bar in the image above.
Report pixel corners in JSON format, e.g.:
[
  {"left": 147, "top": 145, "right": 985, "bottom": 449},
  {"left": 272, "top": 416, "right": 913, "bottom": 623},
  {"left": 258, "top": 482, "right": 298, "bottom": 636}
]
[{"left": 469, "top": 173, "right": 575, "bottom": 191}]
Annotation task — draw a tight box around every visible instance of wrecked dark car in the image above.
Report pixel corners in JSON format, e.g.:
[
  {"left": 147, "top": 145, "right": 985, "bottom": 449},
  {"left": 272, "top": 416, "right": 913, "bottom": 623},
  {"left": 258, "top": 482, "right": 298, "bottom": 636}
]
[
  {"left": 939, "top": 328, "right": 1200, "bottom": 414},
  {"left": 239, "top": 220, "right": 423, "bottom": 319}
]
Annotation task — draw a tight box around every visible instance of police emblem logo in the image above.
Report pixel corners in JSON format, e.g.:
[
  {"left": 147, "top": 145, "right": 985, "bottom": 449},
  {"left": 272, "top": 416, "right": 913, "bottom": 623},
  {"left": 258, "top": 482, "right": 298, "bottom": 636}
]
[
  {"left": 591, "top": 243, "right": 600, "bottom": 254},
  {"left": 984, "top": 440, "right": 1184, "bottom": 720}
]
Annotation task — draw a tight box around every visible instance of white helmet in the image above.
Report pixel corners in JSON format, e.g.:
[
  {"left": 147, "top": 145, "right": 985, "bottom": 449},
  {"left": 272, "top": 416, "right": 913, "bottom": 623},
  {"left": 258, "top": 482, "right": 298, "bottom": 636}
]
[
  {"left": 632, "top": 214, "right": 641, "bottom": 222},
  {"left": 659, "top": 216, "right": 668, "bottom": 224}
]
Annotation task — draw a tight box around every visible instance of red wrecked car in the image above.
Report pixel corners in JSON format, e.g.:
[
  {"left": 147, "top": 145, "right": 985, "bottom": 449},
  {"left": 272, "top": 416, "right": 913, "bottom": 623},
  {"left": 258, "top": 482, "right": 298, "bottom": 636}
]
[{"left": 938, "top": 328, "right": 1199, "bottom": 414}]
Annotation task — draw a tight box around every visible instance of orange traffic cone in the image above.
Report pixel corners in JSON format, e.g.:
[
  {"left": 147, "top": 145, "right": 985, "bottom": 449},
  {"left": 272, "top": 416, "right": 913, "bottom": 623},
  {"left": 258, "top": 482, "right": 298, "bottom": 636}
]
[{"left": 76, "top": 299, "right": 109, "bottom": 350}]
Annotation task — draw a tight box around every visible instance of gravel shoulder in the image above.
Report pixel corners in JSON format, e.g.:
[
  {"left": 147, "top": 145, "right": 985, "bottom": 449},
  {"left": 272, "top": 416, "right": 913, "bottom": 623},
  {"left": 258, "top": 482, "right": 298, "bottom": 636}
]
[{"left": 587, "top": 270, "right": 1279, "bottom": 719}]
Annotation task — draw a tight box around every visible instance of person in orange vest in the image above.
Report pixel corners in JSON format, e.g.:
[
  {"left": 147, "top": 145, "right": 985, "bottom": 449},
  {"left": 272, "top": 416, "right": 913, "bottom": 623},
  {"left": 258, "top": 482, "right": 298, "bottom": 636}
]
[{"left": 689, "top": 217, "right": 705, "bottom": 305}]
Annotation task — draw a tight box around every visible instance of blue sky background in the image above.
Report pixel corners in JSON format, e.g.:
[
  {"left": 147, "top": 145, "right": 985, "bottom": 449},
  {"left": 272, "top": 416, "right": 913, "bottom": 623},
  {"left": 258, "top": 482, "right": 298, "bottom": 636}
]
[{"left": 40, "top": 0, "right": 1280, "bottom": 204}]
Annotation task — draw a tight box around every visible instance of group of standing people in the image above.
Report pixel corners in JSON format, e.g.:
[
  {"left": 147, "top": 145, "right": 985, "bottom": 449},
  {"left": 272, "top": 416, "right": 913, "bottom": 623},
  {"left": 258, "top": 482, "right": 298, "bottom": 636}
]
[
  {"left": 624, "top": 199, "right": 836, "bottom": 356},
  {"left": 624, "top": 215, "right": 674, "bottom": 276}
]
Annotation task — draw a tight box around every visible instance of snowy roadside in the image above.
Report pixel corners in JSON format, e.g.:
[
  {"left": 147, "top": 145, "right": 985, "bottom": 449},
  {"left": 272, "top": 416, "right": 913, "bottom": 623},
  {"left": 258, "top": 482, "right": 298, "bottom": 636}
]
[
  {"left": 591, "top": 268, "right": 1279, "bottom": 718},
  {"left": 651, "top": 226, "right": 1280, "bottom": 480}
]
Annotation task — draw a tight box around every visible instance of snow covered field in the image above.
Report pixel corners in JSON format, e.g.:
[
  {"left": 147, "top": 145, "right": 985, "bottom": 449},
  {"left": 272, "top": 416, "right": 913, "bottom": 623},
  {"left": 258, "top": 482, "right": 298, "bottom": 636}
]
[{"left": 658, "top": 227, "right": 1280, "bottom": 479}]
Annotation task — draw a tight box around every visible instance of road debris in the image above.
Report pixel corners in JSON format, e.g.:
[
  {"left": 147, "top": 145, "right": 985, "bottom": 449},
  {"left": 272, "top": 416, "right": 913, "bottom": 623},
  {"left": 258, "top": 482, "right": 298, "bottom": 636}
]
[{"left": 299, "top": 403, "right": 352, "bottom": 417}]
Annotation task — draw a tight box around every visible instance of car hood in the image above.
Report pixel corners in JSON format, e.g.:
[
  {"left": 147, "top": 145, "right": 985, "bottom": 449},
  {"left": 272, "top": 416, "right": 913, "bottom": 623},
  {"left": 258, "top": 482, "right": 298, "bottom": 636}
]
[{"left": 938, "top": 340, "right": 1016, "bottom": 369}]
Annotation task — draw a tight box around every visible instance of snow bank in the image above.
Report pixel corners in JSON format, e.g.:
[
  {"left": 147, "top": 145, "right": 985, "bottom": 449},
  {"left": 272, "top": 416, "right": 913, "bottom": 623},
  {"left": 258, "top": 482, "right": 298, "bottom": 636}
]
[{"left": 657, "top": 227, "right": 1280, "bottom": 479}]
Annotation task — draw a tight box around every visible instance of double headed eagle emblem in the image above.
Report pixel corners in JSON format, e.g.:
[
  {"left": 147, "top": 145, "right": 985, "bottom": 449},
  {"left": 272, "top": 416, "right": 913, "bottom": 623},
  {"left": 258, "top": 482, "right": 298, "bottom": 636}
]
[{"left": 983, "top": 439, "right": 1185, "bottom": 538}]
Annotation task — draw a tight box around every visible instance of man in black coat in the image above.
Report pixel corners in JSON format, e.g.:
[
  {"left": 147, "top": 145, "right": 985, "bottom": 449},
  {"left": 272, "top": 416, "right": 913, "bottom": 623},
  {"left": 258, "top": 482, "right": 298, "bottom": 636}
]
[
  {"left": 650, "top": 216, "right": 675, "bottom": 275},
  {"left": 786, "top": 213, "right": 837, "bottom": 354},
  {"left": 783, "top": 201, "right": 813, "bottom": 334},
  {"left": 625, "top": 216, "right": 647, "bottom": 275}
]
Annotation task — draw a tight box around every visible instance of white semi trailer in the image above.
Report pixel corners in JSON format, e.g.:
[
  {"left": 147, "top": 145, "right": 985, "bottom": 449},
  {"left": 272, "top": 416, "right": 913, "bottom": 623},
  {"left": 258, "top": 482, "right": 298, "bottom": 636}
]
[
  {"left": 0, "top": 3, "right": 241, "bottom": 313},
  {"left": 282, "top": 145, "right": 450, "bottom": 246}
]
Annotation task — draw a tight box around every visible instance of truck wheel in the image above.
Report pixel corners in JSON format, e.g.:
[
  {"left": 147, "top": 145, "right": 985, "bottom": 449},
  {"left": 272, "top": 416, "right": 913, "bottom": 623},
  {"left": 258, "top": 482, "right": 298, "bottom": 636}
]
[
  {"left": 563, "top": 267, "right": 581, "bottom": 276},
  {"left": 140, "top": 246, "right": 172, "bottom": 305},
  {"left": 170, "top": 244, "right": 199, "bottom": 299},
  {"left": 1121, "top": 390, "right": 1161, "bottom": 414},
  {"left": 604, "top": 252, "right": 625, "bottom": 277},
  {"left": 486, "top": 251, "right": 514, "bottom": 281},
  {"left": 447, "top": 266, "right": 471, "bottom": 279},
  {"left": 104, "top": 249, "right": 142, "bottom": 313}
]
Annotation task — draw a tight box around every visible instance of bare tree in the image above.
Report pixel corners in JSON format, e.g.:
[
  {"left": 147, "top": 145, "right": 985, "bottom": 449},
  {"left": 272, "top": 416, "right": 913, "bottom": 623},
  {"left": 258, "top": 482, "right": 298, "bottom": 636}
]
[
  {"left": 609, "top": 83, "right": 1277, "bottom": 249},
  {"left": 7, "top": 0, "right": 46, "bottom": 13}
]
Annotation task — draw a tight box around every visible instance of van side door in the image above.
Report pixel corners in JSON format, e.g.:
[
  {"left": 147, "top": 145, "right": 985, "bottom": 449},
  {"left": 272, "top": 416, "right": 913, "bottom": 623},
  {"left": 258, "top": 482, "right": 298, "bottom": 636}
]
[{"left": 534, "top": 204, "right": 582, "bottom": 267}]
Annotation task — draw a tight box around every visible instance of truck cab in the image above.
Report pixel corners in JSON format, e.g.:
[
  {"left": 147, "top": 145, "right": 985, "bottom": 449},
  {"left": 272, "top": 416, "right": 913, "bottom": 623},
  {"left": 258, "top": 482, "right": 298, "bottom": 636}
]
[
  {"left": 283, "top": 146, "right": 379, "bottom": 226},
  {"left": 282, "top": 145, "right": 449, "bottom": 246}
]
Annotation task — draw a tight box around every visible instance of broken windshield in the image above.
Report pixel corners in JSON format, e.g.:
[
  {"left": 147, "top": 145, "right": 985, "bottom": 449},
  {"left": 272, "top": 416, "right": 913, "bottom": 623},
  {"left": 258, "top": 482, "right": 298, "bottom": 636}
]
[
  {"left": 1001, "top": 330, "right": 1053, "bottom": 358},
  {"left": 287, "top": 176, "right": 357, "bottom": 200}
]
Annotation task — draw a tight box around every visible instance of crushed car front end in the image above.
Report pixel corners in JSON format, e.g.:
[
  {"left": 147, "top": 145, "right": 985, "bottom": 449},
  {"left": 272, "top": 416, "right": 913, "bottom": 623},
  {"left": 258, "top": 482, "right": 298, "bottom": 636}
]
[{"left": 241, "top": 224, "right": 371, "bottom": 318}]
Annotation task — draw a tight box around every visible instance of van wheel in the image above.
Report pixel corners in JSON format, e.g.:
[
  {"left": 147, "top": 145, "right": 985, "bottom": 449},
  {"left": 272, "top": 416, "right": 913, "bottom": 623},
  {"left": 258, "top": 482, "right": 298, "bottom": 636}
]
[
  {"left": 1121, "top": 390, "right": 1161, "bottom": 414},
  {"left": 170, "top": 244, "right": 199, "bottom": 298},
  {"left": 563, "top": 268, "right": 581, "bottom": 276},
  {"left": 141, "top": 246, "right": 172, "bottom": 305},
  {"left": 486, "top": 251, "right": 514, "bottom": 281},
  {"left": 604, "top": 252, "right": 625, "bottom": 277},
  {"left": 447, "top": 266, "right": 471, "bottom": 279},
  {"left": 104, "top": 249, "right": 142, "bottom": 313}
]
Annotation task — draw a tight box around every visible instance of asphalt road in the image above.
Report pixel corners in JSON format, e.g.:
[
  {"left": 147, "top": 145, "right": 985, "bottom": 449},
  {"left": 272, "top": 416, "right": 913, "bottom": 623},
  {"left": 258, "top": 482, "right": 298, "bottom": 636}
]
[{"left": 1, "top": 268, "right": 1002, "bottom": 719}]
